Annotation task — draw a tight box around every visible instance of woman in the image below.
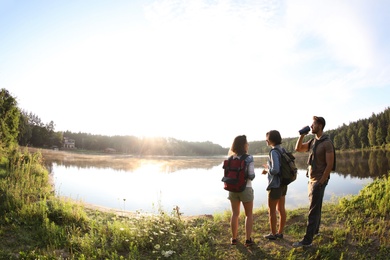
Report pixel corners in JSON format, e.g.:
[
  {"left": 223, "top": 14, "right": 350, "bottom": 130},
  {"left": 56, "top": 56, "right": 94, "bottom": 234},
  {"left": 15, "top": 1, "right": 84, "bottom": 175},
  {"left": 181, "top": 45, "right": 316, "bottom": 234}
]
[
  {"left": 227, "top": 135, "right": 255, "bottom": 247},
  {"left": 262, "top": 130, "right": 287, "bottom": 240}
]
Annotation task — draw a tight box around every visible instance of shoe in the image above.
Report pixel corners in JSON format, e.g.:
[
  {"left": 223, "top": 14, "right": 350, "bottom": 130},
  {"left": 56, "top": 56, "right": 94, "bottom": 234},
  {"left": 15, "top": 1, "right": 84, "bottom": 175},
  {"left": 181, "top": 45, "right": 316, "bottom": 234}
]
[
  {"left": 292, "top": 241, "right": 312, "bottom": 248},
  {"left": 264, "top": 233, "right": 277, "bottom": 240},
  {"left": 245, "top": 238, "right": 255, "bottom": 247},
  {"left": 275, "top": 233, "right": 284, "bottom": 239},
  {"left": 231, "top": 238, "right": 237, "bottom": 245}
]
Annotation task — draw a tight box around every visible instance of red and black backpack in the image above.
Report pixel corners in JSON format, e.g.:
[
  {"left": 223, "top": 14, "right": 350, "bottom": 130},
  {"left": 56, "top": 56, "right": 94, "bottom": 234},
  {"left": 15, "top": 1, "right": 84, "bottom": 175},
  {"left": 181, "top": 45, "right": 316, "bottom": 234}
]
[{"left": 221, "top": 154, "right": 249, "bottom": 192}]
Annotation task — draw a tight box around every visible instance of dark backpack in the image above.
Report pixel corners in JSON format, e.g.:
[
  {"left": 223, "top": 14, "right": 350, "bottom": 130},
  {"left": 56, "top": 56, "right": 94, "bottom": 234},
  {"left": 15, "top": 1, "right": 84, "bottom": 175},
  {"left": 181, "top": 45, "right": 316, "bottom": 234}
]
[
  {"left": 271, "top": 148, "right": 297, "bottom": 185},
  {"left": 221, "top": 154, "right": 249, "bottom": 192}
]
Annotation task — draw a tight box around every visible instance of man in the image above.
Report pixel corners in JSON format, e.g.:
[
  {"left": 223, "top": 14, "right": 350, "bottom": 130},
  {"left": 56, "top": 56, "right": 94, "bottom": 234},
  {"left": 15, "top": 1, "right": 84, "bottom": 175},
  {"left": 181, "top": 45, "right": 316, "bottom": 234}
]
[{"left": 293, "top": 116, "right": 336, "bottom": 248}]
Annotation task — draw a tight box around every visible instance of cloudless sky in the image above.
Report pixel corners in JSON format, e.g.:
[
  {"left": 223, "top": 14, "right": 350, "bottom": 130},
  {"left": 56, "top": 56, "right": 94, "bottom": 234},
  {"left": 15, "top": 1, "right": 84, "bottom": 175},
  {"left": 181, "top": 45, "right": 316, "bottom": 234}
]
[{"left": 1, "top": 0, "right": 389, "bottom": 148}]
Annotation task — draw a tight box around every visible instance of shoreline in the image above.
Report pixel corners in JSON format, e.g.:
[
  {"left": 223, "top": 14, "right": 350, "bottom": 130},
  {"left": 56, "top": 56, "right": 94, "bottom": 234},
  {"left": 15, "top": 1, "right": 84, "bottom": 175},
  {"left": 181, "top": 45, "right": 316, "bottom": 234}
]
[{"left": 81, "top": 201, "right": 213, "bottom": 220}]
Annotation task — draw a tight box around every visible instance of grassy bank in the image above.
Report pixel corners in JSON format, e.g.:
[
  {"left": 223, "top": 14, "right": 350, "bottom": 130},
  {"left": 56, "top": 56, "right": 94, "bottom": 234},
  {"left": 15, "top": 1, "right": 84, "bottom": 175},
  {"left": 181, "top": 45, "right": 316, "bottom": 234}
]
[{"left": 0, "top": 148, "right": 389, "bottom": 259}]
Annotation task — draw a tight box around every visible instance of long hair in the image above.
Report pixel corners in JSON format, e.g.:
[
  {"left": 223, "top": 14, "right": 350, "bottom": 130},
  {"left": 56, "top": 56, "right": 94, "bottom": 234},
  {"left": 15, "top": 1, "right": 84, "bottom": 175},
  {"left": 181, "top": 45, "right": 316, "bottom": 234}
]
[{"left": 228, "top": 135, "right": 247, "bottom": 156}]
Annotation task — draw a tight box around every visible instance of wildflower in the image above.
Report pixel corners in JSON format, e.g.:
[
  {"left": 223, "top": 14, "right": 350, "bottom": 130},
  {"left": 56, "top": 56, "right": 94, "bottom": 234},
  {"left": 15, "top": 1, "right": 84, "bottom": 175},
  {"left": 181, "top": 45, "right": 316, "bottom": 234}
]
[
  {"left": 120, "top": 228, "right": 124, "bottom": 231},
  {"left": 154, "top": 244, "right": 160, "bottom": 250},
  {"left": 162, "top": 250, "right": 175, "bottom": 258}
]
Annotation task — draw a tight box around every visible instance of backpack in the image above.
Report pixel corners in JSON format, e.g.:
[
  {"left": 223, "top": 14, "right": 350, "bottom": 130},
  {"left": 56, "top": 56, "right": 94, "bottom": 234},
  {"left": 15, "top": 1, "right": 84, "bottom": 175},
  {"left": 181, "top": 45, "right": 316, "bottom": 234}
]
[
  {"left": 271, "top": 148, "right": 297, "bottom": 185},
  {"left": 221, "top": 154, "right": 249, "bottom": 192}
]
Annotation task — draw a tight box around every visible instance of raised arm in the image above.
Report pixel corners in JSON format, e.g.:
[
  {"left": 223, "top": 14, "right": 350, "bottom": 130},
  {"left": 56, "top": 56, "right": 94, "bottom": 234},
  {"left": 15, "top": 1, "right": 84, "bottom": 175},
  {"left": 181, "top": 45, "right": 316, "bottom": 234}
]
[{"left": 295, "top": 134, "right": 310, "bottom": 152}]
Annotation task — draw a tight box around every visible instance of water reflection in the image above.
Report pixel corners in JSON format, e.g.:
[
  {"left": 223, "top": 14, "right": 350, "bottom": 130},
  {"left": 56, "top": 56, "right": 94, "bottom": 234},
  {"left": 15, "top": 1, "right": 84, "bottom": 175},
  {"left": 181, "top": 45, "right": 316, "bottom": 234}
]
[
  {"left": 40, "top": 149, "right": 226, "bottom": 173},
  {"left": 41, "top": 149, "right": 389, "bottom": 179},
  {"left": 292, "top": 150, "right": 389, "bottom": 179},
  {"left": 36, "top": 149, "right": 390, "bottom": 216}
]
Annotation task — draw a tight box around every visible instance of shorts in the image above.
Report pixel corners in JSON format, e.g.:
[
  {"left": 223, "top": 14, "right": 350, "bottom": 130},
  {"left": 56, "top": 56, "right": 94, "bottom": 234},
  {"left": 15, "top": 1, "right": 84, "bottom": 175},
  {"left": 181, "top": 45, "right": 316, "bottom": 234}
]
[
  {"left": 268, "top": 185, "right": 288, "bottom": 200},
  {"left": 228, "top": 187, "right": 254, "bottom": 203}
]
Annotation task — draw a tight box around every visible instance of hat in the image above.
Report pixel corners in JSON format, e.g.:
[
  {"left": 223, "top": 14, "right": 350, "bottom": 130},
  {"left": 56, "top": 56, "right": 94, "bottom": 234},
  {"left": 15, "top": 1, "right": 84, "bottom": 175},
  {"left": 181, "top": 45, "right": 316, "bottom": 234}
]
[{"left": 313, "top": 116, "right": 326, "bottom": 129}]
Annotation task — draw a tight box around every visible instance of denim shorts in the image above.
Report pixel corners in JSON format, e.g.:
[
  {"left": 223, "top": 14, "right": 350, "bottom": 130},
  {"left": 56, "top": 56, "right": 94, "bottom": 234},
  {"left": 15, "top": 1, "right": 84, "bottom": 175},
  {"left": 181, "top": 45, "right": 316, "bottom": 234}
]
[
  {"left": 228, "top": 187, "right": 254, "bottom": 202},
  {"left": 268, "top": 185, "right": 288, "bottom": 200}
]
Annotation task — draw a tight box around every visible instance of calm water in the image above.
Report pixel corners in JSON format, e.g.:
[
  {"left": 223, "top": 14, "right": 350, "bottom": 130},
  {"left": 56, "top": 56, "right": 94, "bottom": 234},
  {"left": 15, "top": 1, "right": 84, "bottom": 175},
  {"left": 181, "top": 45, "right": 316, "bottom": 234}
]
[{"left": 42, "top": 150, "right": 389, "bottom": 216}]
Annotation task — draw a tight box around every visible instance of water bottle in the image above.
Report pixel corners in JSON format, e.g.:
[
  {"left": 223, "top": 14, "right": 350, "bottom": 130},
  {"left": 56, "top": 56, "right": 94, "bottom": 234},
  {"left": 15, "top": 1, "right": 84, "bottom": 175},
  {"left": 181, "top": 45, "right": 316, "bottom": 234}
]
[{"left": 299, "top": 126, "right": 311, "bottom": 135}]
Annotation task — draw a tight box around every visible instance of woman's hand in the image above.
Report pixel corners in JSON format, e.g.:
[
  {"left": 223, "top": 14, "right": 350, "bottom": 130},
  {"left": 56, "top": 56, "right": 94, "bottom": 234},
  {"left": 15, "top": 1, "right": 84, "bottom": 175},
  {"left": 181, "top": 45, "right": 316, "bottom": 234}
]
[{"left": 262, "top": 164, "right": 268, "bottom": 175}]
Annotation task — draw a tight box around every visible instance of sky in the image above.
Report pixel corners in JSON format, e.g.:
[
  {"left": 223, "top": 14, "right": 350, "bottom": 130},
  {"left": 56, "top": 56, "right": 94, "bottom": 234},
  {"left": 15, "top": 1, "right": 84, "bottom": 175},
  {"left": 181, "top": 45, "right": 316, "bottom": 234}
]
[{"left": 1, "top": 0, "right": 389, "bottom": 148}]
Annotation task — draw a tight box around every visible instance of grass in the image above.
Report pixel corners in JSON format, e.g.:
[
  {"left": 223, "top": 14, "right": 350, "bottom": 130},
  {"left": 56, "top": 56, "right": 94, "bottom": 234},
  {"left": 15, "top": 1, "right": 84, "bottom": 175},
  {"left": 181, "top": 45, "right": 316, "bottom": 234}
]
[{"left": 0, "top": 147, "right": 389, "bottom": 259}]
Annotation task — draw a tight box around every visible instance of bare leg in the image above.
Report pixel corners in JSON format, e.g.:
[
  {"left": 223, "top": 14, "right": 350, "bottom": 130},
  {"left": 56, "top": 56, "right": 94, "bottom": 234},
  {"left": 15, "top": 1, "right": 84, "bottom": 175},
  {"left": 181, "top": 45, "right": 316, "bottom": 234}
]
[
  {"left": 243, "top": 200, "right": 253, "bottom": 240},
  {"left": 277, "top": 195, "right": 286, "bottom": 234},
  {"left": 268, "top": 198, "right": 279, "bottom": 234},
  {"left": 230, "top": 200, "right": 241, "bottom": 240}
]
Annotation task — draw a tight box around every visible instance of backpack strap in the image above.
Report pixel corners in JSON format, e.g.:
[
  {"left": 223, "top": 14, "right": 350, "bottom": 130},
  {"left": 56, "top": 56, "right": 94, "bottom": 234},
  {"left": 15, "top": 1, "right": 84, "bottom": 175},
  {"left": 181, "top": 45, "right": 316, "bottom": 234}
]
[
  {"left": 308, "top": 138, "right": 314, "bottom": 150},
  {"left": 240, "top": 154, "right": 250, "bottom": 177},
  {"left": 227, "top": 154, "right": 249, "bottom": 171},
  {"left": 240, "top": 154, "right": 249, "bottom": 160}
]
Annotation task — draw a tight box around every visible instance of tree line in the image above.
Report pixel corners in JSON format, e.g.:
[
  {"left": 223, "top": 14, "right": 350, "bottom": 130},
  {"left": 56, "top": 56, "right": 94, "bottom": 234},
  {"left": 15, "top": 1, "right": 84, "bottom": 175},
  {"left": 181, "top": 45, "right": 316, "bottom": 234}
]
[
  {"left": 1, "top": 88, "right": 389, "bottom": 156},
  {"left": 1, "top": 88, "right": 227, "bottom": 156}
]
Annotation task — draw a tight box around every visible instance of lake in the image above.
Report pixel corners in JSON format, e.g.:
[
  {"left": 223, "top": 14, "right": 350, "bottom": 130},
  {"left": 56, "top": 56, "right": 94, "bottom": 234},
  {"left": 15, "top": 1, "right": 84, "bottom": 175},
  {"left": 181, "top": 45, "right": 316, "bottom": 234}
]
[{"left": 39, "top": 149, "right": 389, "bottom": 216}]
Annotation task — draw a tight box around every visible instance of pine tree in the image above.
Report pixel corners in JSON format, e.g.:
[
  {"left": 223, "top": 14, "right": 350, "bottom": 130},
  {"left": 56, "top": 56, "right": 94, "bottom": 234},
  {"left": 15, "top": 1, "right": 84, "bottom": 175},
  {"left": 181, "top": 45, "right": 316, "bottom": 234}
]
[
  {"left": 376, "top": 125, "right": 384, "bottom": 146},
  {"left": 367, "top": 123, "right": 376, "bottom": 147}
]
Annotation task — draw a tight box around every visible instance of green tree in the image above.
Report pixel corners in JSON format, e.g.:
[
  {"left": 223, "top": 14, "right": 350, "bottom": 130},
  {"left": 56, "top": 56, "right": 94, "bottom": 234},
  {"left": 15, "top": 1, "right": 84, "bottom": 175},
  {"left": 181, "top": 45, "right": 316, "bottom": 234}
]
[
  {"left": 349, "top": 134, "right": 357, "bottom": 149},
  {"left": 30, "top": 125, "right": 46, "bottom": 147},
  {"left": 18, "top": 112, "right": 60, "bottom": 148},
  {"left": 358, "top": 125, "right": 368, "bottom": 148},
  {"left": 368, "top": 122, "right": 376, "bottom": 147},
  {"left": 18, "top": 110, "right": 32, "bottom": 146},
  {"left": 386, "top": 125, "right": 390, "bottom": 144},
  {"left": 341, "top": 135, "right": 349, "bottom": 150},
  {"left": 49, "top": 131, "right": 63, "bottom": 148},
  {"left": 376, "top": 125, "right": 385, "bottom": 146},
  {"left": 333, "top": 134, "right": 342, "bottom": 150},
  {"left": 0, "top": 88, "right": 20, "bottom": 149}
]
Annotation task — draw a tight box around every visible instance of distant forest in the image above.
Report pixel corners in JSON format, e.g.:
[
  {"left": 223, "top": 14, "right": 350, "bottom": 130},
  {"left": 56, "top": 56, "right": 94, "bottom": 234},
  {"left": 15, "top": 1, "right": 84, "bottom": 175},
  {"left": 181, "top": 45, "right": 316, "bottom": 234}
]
[{"left": 2, "top": 89, "right": 389, "bottom": 156}]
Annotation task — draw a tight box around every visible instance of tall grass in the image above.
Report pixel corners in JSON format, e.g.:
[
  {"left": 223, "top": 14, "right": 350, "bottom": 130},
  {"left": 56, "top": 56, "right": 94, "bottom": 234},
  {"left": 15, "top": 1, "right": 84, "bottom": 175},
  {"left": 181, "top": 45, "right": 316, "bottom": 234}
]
[{"left": 338, "top": 175, "right": 390, "bottom": 257}]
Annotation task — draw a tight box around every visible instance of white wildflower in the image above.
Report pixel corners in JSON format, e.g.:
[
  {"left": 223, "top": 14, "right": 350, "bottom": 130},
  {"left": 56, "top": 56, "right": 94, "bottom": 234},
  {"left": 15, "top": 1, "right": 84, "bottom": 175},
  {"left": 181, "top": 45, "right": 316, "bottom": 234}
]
[{"left": 162, "top": 250, "right": 175, "bottom": 258}]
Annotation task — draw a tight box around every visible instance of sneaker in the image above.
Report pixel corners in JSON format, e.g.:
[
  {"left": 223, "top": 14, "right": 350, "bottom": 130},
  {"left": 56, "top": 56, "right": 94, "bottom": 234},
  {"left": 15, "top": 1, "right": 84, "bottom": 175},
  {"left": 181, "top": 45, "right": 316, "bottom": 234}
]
[
  {"left": 264, "top": 233, "right": 277, "bottom": 240},
  {"left": 275, "top": 233, "right": 284, "bottom": 239},
  {"left": 292, "top": 241, "right": 312, "bottom": 248},
  {"left": 230, "top": 238, "right": 237, "bottom": 245},
  {"left": 245, "top": 238, "right": 255, "bottom": 247}
]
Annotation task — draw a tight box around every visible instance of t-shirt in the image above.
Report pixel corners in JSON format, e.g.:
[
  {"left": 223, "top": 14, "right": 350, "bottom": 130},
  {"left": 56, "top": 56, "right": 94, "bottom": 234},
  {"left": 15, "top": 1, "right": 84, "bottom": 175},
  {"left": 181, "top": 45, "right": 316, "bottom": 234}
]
[{"left": 308, "top": 137, "right": 334, "bottom": 182}]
